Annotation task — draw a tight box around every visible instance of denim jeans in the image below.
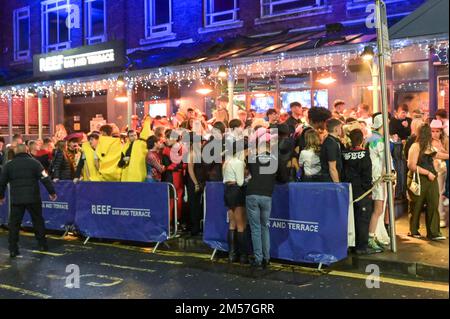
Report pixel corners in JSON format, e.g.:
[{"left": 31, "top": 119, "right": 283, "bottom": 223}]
[{"left": 246, "top": 195, "right": 272, "bottom": 264}]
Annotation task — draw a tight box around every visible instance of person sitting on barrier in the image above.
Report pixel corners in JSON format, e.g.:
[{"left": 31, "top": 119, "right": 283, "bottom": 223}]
[
  {"left": 146, "top": 135, "right": 166, "bottom": 183},
  {"left": 96, "top": 124, "right": 123, "bottom": 182},
  {"left": 74, "top": 132, "right": 101, "bottom": 182},
  {"left": 0, "top": 144, "right": 57, "bottom": 258},
  {"left": 298, "top": 129, "right": 322, "bottom": 182},
  {"left": 319, "top": 118, "right": 344, "bottom": 183},
  {"left": 120, "top": 130, "right": 148, "bottom": 183},
  {"left": 246, "top": 129, "right": 278, "bottom": 269},
  {"left": 342, "top": 129, "right": 378, "bottom": 254},
  {"left": 223, "top": 140, "right": 247, "bottom": 264}
]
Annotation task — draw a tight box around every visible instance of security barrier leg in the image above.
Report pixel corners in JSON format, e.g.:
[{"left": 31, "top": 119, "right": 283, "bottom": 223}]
[
  {"left": 210, "top": 249, "right": 217, "bottom": 261},
  {"left": 83, "top": 237, "right": 90, "bottom": 245},
  {"left": 153, "top": 242, "right": 161, "bottom": 253}
]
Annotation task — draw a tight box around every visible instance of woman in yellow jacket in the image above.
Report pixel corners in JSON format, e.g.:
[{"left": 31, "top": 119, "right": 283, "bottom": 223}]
[
  {"left": 74, "top": 133, "right": 101, "bottom": 182},
  {"left": 119, "top": 130, "right": 148, "bottom": 182}
]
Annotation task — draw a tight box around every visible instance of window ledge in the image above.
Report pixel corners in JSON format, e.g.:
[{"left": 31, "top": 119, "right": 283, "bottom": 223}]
[
  {"left": 255, "top": 6, "right": 331, "bottom": 25},
  {"left": 347, "top": 0, "right": 405, "bottom": 11},
  {"left": 198, "top": 20, "right": 244, "bottom": 34},
  {"left": 140, "top": 33, "right": 177, "bottom": 46},
  {"left": 11, "top": 58, "right": 32, "bottom": 66}
]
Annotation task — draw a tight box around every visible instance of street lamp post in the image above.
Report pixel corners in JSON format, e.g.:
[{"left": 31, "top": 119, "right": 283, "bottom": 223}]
[{"left": 375, "top": 0, "right": 397, "bottom": 252}]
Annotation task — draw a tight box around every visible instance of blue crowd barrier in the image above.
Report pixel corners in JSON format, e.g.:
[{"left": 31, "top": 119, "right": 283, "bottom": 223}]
[
  {"left": 74, "top": 182, "right": 170, "bottom": 243},
  {"left": 203, "top": 182, "right": 352, "bottom": 265},
  {"left": 2, "top": 181, "right": 173, "bottom": 246},
  {"left": 22, "top": 181, "right": 76, "bottom": 231}
]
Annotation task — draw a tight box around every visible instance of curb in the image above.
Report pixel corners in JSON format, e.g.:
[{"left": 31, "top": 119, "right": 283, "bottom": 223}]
[
  {"left": 170, "top": 236, "right": 449, "bottom": 282},
  {"left": 338, "top": 254, "right": 449, "bottom": 283}
]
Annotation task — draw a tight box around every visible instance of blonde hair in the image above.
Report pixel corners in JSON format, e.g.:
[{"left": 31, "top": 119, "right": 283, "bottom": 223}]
[
  {"left": 410, "top": 118, "right": 424, "bottom": 136},
  {"left": 305, "top": 129, "right": 321, "bottom": 154}
]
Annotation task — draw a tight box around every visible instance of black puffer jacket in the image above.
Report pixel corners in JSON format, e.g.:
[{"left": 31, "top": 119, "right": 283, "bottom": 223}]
[
  {"left": 342, "top": 148, "right": 372, "bottom": 198},
  {"left": 52, "top": 150, "right": 74, "bottom": 180},
  {"left": 0, "top": 153, "right": 56, "bottom": 205}
]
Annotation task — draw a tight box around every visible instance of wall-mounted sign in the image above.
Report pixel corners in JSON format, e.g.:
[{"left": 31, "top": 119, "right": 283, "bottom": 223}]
[{"left": 33, "top": 41, "right": 125, "bottom": 77}]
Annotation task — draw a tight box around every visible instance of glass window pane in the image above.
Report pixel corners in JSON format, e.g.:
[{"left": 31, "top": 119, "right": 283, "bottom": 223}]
[
  {"left": 273, "top": 0, "right": 317, "bottom": 15},
  {"left": 48, "top": 11, "right": 58, "bottom": 45},
  {"left": 279, "top": 74, "right": 310, "bottom": 90},
  {"left": 248, "top": 78, "right": 276, "bottom": 91},
  {"left": 59, "top": 8, "right": 69, "bottom": 43},
  {"left": 91, "top": 0, "right": 105, "bottom": 36},
  {"left": 393, "top": 62, "right": 429, "bottom": 81},
  {"left": 213, "top": 13, "right": 234, "bottom": 22},
  {"left": 18, "top": 18, "right": 29, "bottom": 51},
  {"left": 213, "top": 0, "right": 234, "bottom": 12},
  {"left": 153, "top": 0, "right": 170, "bottom": 25}
]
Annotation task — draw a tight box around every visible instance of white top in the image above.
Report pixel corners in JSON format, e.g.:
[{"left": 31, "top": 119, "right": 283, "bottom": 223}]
[
  {"left": 299, "top": 149, "right": 321, "bottom": 176},
  {"left": 223, "top": 157, "right": 245, "bottom": 186}
]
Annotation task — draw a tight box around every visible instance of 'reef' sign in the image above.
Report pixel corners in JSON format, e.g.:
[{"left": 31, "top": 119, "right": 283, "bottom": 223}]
[{"left": 33, "top": 41, "right": 125, "bottom": 77}]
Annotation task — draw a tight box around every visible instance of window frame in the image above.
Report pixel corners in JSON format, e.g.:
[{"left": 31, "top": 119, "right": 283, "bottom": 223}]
[
  {"left": 204, "top": 0, "right": 240, "bottom": 27},
  {"left": 144, "top": 0, "right": 174, "bottom": 39},
  {"left": 41, "top": 0, "right": 72, "bottom": 53},
  {"left": 13, "top": 6, "right": 31, "bottom": 61},
  {"left": 260, "top": 0, "right": 324, "bottom": 18},
  {"left": 84, "top": 0, "right": 107, "bottom": 45}
]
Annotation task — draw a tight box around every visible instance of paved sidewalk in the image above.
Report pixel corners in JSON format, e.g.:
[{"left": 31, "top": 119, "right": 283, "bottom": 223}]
[{"left": 342, "top": 214, "right": 449, "bottom": 282}]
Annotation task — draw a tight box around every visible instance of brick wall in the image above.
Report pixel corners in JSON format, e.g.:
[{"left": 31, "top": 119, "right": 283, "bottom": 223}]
[{"left": 0, "top": 0, "right": 427, "bottom": 75}]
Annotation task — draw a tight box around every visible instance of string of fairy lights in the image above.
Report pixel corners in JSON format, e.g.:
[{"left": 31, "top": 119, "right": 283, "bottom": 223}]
[{"left": 0, "top": 38, "right": 447, "bottom": 101}]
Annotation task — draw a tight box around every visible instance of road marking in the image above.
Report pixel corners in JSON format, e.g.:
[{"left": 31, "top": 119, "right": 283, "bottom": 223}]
[
  {"left": 0, "top": 265, "right": 11, "bottom": 271},
  {"left": 328, "top": 270, "right": 449, "bottom": 292},
  {"left": 0, "top": 283, "right": 52, "bottom": 299},
  {"left": 100, "top": 262, "right": 156, "bottom": 273},
  {"left": 26, "top": 250, "right": 65, "bottom": 257},
  {"left": 140, "top": 259, "right": 184, "bottom": 265},
  {"left": 46, "top": 274, "right": 124, "bottom": 287}
]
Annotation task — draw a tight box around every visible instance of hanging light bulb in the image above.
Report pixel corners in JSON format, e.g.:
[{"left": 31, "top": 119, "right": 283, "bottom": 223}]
[
  {"left": 196, "top": 85, "right": 213, "bottom": 95},
  {"left": 361, "top": 46, "right": 375, "bottom": 62},
  {"left": 218, "top": 65, "right": 228, "bottom": 78},
  {"left": 117, "top": 75, "right": 125, "bottom": 87},
  {"left": 316, "top": 73, "right": 336, "bottom": 85}
]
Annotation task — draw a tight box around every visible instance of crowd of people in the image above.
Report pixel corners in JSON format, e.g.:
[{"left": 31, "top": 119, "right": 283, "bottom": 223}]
[{"left": 0, "top": 98, "right": 448, "bottom": 267}]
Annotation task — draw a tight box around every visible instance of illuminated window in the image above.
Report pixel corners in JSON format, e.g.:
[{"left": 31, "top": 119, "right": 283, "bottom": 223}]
[
  {"left": 13, "top": 7, "right": 30, "bottom": 61},
  {"left": 85, "top": 0, "right": 107, "bottom": 45},
  {"left": 205, "top": 0, "right": 239, "bottom": 27},
  {"left": 41, "top": 0, "right": 72, "bottom": 52},
  {"left": 145, "top": 0, "right": 173, "bottom": 38},
  {"left": 261, "top": 0, "right": 324, "bottom": 18}
]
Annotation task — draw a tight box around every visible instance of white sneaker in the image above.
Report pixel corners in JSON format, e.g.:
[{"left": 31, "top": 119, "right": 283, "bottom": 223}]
[
  {"left": 443, "top": 198, "right": 449, "bottom": 207},
  {"left": 440, "top": 220, "right": 447, "bottom": 228},
  {"left": 431, "top": 236, "right": 446, "bottom": 241}
]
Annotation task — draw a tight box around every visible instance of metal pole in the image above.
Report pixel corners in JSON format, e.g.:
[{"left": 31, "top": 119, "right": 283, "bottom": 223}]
[
  {"left": 49, "top": 90, "right": 56, "bottom": 136},
  {"left": 127, "top": 87, "right": 133, "bottom": 130},
  {"left": 7, "top": 94, "right": 13, "bottom": 142},
  {"left": 227, "top": 67, "right": 235, "bottom": 119},
  {"left": 38, "top": 92, "right": 43, "bottom": 140},
  {"left": 371, "top": 62, "right": 379, "bottom": 113},
  {"left": 24, "top": 94, "right": 29, "bottom": 136},
  {"left": 375, "top": 0, "right": 397, "bottom": 252}
]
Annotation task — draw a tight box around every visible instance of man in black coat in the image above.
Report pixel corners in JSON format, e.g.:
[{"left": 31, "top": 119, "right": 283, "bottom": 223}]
[{"left": 0, "top": 144, "right": 57, "bottom": 258}]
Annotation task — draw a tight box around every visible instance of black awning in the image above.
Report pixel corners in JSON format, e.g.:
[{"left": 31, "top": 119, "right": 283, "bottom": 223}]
[{"left": 389, "top": 0, "right": 449, "bottom": 39}]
